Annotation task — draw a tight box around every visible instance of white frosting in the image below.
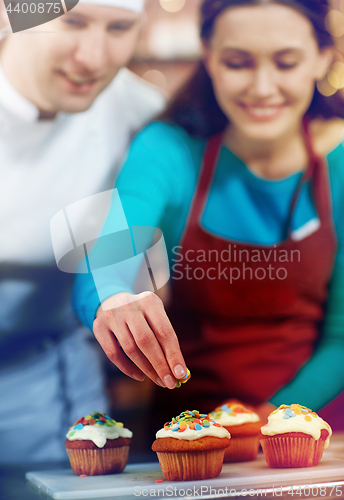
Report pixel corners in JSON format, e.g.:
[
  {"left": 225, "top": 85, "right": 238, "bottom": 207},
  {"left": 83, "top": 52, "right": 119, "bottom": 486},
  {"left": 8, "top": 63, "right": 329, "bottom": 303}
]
[
  {"left": 212, "top": 412, "right": 260, "bottom": 426},
  {"left": 156, "top": 422, "right": 230, "bottom": 441},
  {"left": 260, "top": 407, "right": 332, "bottom": 449},
  {"left": 66, "top": 424, "right": 132, "bottom": 448}
]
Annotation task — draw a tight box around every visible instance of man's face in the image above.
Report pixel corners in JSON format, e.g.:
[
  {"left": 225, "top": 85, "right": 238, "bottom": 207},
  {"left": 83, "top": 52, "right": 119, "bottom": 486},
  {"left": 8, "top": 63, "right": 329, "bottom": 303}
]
[{"left": 0, "top": 4, "right": 141, "bottom": 113}]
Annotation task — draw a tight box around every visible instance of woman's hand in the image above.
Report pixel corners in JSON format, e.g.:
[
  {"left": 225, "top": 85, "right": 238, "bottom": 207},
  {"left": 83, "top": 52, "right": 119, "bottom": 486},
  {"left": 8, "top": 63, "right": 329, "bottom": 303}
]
[{"left": 93, "top": 291, "right": 187, "bottom": 389}]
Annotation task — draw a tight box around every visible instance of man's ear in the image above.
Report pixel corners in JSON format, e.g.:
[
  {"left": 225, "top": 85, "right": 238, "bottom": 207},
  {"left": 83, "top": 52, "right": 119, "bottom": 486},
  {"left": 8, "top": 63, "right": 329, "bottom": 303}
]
[{"left": 317, "top": 46, "right": 335, "bottom": 80}]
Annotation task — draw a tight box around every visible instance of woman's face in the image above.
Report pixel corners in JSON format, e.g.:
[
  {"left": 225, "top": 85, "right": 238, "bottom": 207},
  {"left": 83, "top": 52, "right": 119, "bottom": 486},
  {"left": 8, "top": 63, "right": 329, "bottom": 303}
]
[{"left": 203, "top": 4, "right": 333, "bottom": 142}]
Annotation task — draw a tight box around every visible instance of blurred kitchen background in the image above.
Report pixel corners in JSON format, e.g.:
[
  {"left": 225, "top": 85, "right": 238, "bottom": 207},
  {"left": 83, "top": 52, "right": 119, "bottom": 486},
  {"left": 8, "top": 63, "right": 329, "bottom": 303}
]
[
  {"left": 130, "top": 0, "right": 201, "bottom": 99},
  {"left": 129, "top": 0, "right": 344, "bottom": 100},
  {"left": 106, "top": 0, "right": 344, "bottom": 453}
]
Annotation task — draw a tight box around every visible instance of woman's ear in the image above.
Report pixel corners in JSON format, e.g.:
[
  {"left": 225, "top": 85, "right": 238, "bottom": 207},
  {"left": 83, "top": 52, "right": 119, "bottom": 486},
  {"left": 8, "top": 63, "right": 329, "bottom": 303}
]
[{"left": 317, "top": 46, "right": 335, "bottom": 80}]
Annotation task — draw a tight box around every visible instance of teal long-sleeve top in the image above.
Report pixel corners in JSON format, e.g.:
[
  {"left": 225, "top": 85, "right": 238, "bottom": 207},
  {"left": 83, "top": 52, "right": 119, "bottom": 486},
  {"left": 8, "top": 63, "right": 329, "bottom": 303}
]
[{"left": 73, "top": 121, "right": 344, "bottom": 411}]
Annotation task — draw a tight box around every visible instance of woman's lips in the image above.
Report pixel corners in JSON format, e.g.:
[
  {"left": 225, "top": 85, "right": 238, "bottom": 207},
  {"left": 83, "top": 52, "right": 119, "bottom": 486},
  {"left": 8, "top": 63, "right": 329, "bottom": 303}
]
[{"left": 239, "top": 103, "right": 285, "bottom": 121}]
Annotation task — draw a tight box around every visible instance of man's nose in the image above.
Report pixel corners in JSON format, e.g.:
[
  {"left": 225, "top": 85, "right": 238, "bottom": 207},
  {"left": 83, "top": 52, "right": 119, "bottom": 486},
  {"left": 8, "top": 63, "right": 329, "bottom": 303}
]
[{"left": 73, "top": 31, "right": 109, "bottom": 74}]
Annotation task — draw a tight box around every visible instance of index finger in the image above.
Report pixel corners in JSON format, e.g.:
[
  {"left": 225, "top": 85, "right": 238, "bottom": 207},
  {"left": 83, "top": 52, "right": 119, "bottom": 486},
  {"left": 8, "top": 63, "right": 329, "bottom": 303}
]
[{"left": 144, "top": 303, "right": 187, "bottom": 381}]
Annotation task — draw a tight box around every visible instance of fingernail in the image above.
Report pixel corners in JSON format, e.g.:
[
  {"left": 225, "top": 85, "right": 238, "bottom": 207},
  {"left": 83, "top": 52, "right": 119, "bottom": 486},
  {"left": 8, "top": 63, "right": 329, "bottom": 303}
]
[
  {"left": 156, "top": 377, "right": 165, "bottom": 387},
  {"left": 174, "top": 364, "right": 186, "bottom": 379},
  {"left": 164, "top": 375, "right": 176, "bottom": 389},
  {"left": 132, "top": 373, "right": 145, "bottom": 381}
]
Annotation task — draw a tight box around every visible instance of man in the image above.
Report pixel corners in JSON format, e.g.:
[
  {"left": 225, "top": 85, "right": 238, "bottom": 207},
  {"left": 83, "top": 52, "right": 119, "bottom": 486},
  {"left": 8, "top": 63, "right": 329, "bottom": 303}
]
[{"left": 0, "top": 0, "right": 164, "bottom": 463}]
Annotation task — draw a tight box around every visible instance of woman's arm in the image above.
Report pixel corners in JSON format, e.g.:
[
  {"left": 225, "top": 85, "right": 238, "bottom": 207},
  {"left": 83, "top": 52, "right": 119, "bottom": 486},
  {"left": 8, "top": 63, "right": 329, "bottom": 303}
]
[
  {"left": 270, "top": 259, "right": 344, "bottom": 410},
  {"left": 270, "top": 152, "right": 344, "bottom": 410},
  {"left": 73, "top": 122, "right": 195, "bottom": 388}
]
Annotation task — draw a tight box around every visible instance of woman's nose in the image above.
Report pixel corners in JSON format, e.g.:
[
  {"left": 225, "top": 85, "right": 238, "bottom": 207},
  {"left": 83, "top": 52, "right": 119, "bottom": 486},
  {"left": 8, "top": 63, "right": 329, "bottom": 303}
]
[{"left": 249, "top": 65, "right": 278, "bottom": 99}]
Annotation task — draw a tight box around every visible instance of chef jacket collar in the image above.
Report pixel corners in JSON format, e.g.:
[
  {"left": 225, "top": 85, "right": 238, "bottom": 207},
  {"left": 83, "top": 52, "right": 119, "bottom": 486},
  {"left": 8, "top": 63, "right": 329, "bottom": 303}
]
[{"left": 0, "top": 62, "right": 40, "bottom": 122}]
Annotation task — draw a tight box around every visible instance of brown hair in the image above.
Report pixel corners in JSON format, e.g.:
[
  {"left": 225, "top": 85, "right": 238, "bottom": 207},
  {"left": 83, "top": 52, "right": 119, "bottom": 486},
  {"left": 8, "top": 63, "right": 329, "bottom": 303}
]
[{"left": 162, "top": 0, "right": 344, "bottom": 138}]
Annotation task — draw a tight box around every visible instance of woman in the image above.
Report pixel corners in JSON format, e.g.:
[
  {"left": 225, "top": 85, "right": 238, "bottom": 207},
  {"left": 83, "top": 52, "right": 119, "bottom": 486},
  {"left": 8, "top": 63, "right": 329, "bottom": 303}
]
[{"left": 74, "top": 0, "right": 344, "bottom": 426}]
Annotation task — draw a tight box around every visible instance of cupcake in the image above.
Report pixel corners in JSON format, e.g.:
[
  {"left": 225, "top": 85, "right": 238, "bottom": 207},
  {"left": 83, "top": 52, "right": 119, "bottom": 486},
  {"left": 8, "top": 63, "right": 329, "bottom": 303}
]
[
  {"left": 152, "top": 410, "right": 231, "bottom": 481},
  {"left": 65, "top": 411, "right": 132, "bottom": 475},
  {"left": 209, "top": 402, "right": 261, "bottom": 462},
  {"left": 260, "top": 404, "right": 332, "bottom": 468}
]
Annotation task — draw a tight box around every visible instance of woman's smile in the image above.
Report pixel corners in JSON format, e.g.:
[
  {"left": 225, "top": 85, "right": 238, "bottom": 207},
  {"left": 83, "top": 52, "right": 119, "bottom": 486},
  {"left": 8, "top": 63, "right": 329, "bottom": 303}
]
[{"left": 237, "top": 102, "right": 285, "bottom": 121}]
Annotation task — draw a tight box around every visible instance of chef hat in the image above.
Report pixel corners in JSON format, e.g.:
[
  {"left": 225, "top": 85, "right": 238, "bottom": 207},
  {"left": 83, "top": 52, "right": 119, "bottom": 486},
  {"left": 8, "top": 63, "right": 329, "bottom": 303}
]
[{"left": 79, "top": 0, "right": 145, "bottom": 12}]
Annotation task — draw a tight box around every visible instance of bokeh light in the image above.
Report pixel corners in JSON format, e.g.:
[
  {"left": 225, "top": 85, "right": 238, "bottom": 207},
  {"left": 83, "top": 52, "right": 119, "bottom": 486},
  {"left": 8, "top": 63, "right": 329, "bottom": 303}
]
[
  {"left": 142, "top": 70, "right": 167, "bottom": 90},
  {"left": 159, "top": 0, "right": 186, "bottom": 13},
  {"left": 325, "top": 10, "right": 344, "bottom": 38},
  {"left": 329, "top": 61, "right": 344, "bottom": 89}
]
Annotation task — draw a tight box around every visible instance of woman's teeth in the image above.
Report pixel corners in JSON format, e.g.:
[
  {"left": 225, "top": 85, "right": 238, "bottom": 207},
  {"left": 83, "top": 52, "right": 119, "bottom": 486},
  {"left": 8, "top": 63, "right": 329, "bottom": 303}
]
[{"left": 247, "top": 107, "right": 280, "bottom": 117}]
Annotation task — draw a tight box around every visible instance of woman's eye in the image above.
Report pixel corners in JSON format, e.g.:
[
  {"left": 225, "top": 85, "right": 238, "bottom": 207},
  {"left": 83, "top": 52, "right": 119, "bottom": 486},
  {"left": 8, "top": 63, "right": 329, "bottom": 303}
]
[
  {"left": 277, "top": 61, "right": 298, "bottom": 70},
  {"left": 222, "top": 60, "right": 252, "bottom": 69}
]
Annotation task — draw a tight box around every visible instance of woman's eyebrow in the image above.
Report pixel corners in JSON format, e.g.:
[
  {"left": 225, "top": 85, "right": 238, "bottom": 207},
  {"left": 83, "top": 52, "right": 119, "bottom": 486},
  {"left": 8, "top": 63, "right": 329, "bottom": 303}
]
[
  {"left": 220, "top": 47, "right": 303, "bottom": 56},
  {"left": 274, "top": 48, "right": 303, "bottom": 55},
  {"left": 221, "top": 48, "right": 251, "bottom": 56}
]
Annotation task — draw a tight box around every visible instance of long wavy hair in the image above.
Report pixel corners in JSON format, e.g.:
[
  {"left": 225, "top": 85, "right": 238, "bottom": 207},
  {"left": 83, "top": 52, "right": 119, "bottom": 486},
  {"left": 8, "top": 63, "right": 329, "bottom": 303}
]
[{"left": 161, "top": 0, "right": 344, "bottom": 138}]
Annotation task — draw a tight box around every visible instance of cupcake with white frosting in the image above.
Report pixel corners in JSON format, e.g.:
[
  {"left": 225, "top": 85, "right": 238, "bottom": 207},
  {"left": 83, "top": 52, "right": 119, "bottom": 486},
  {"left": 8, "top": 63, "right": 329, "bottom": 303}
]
[
  {"left": 65, "top": 412, "right": 132, "bottom": 475},
  {"left": 260, "top": 404, "right": 332, "bottom": 468},
  {"left": 209, "top": 401, "right": 261, "bottom": 462},
  {"left": 152, "top": 410, "right": 231, "bottom": 481}
]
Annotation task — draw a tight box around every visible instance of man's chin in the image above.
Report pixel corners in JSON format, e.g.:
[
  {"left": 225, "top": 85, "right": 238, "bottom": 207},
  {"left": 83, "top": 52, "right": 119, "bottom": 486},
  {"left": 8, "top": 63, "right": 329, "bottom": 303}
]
[{"left": 54, "top": 101, "right": 95, "bottom": 114}]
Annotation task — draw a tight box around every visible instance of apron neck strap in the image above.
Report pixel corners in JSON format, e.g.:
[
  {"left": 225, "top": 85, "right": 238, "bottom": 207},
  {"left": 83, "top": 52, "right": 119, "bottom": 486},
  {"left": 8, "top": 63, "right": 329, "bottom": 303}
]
[
  {"left": 186, "top": 133, "right": 224, "bottom": 226},
  {"left": 284, "top": 118, "right": 329, "bottom": 237},
  {"left": 185, "top": 123, "right": 331, "bottom": 239}
]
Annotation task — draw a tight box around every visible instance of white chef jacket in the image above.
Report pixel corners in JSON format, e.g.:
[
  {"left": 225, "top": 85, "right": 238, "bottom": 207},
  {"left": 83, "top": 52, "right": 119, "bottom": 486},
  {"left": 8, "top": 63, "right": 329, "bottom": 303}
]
[{"left": 0, "top": 63, "right": 165, "bottom": 463}]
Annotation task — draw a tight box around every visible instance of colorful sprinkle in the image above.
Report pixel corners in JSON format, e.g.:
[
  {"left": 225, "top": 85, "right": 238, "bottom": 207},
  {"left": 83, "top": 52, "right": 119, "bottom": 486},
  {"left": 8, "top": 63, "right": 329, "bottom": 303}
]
[
  {"left": 70, "top": 412, "right": 124, "bottom": 430},
  {"left": 176, "top": 369, "right": 191, "bottom": 388},
  {"left": 271, "top": 404, "right": 323, "bottom": 423},
  {"left": 210, "top": 402, "right": 256, "bottom": 419},
  {"left": 155, "top": 480, "right": 163, "bottom": 483},
  {"left": 163, "top": 410, "right": 223, "bottom": 432}
]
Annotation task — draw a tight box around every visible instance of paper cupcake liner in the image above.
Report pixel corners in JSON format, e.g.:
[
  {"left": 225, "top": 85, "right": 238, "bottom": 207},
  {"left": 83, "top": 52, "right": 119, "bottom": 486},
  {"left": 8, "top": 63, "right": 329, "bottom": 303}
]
[
  {"left": 156, "top": 449, "right": 225, "bottom": 481},
  {"left": 260, "top": 435, "right": 325, "bottom": 468},
  {"left": 224, "top": 435, "right": 259, "bottom": 462},
  {"left": 66, "top": 445, "right": 129, "bottom": 475}
]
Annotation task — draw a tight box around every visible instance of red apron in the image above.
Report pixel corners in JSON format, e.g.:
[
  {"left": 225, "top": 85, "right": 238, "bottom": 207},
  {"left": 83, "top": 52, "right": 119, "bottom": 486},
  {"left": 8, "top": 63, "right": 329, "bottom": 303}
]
[{"left": 161, "top": 127, "right": 337, "bottom": 415}]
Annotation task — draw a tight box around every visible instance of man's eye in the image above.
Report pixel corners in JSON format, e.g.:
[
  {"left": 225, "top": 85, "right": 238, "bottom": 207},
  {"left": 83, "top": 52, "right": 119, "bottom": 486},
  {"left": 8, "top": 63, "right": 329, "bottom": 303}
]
[
  {"left": 109, "top": 22, "right": 135, "bottom": 32},
  {"left": 63, "top": 18, "right": 85, "bottom": 28}
]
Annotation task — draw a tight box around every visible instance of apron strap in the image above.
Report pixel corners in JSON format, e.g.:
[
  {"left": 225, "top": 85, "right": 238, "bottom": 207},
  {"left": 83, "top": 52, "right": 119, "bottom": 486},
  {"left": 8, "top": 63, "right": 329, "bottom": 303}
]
[
  {"left": 285, "top": 119, "right": 331, "bottom": 238},
  {"left": 179, "top": 133, "right": 224, "bottom": 243},
  {"left": 181, "top": 122, "right": 333, "bottom": 244}
]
